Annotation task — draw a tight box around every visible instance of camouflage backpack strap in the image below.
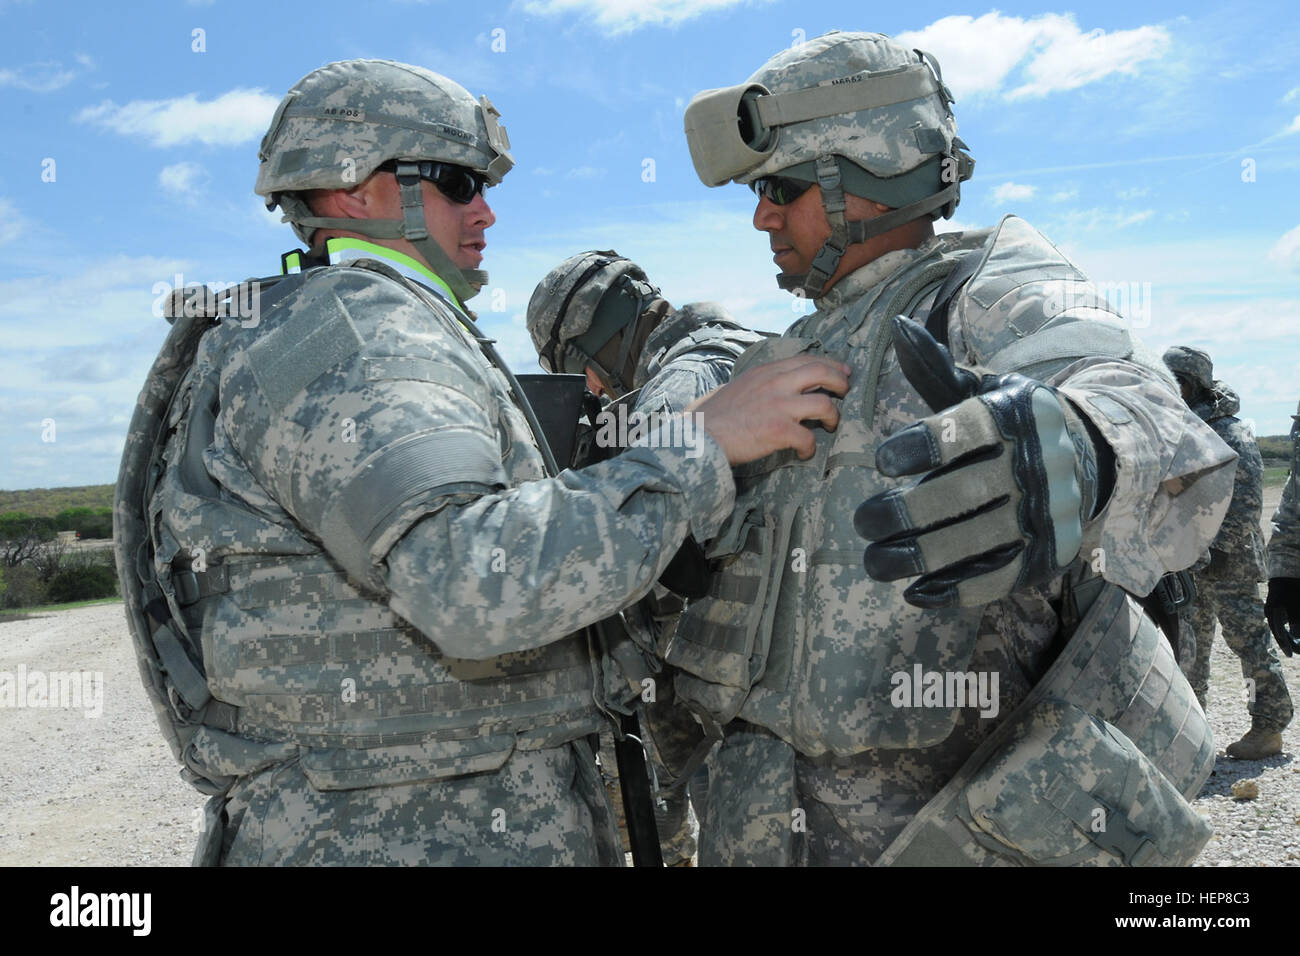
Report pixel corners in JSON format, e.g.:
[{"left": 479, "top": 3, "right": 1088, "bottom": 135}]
[{"left": 114, "top": 274, "right": 291, "bottom": 796}]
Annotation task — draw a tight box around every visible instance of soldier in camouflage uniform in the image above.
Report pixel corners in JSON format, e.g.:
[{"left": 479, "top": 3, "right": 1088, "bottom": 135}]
[
  {"left": 527, "top": 249, "right": 763, "bottom": 406},
  {"left": 673, "top": 31, "right": 1237, "bottom": 865},
  {"left": 115, "top": 59, "right": 850, "bottom": 866},
  {"left": 1266, "top": 399, "right": 1300, "bottom": 657},
  {"left": 525, "top": 251, "right": 764, "bottom": 864},
  {"left": 1165, "top": 347, "right": 1292, "bottom": 759}
]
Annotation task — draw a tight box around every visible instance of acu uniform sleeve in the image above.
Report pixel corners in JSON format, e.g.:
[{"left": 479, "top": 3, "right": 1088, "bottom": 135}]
[
  {"left": 948, "top": 217, "right": 1236, "bottom": 596},
  {"left": 217, "top": 266, "right": 735, "bottom": 662}
]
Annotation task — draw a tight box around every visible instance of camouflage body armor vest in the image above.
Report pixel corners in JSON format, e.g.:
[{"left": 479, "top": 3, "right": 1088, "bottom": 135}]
[
  {"left": 636, "top": 303, "right": 765, "bottom": 389},
  {"left": 665, "top": 217, "right": 1214, "bottom": 864},
  {"left": 116, "top": 261, "right": 603, "bottom": 798}
]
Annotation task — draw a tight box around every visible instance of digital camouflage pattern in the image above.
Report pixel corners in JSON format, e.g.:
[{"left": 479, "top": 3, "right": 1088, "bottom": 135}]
[
  {"left": 253, "top": 59, "right": 512, "bottom": 305},
  {"left": 1162, "top": 345, "right": 1214, "bottom": 394},
  {"left": 632, "top": 302, "right": 765, "bottom": 416},
  {"left": 255, "top": 59, "right": 513, "bottom": 244},
  {"left": 668, "top": 215, "right": 1235, "bottom": 865},
  {"left": 1268, "top": 399, "right": 1300, "bottom": 579},
  {"left": 537, "top": 293, "right": 760, "bottom": 864},
  {"left": 525, "top": 251, "right": 655, "bottom": 377},
  {"left": 134, "top": 245, "right": 739, "bottom": 866},
  {"left": 1181, "top": 384, "right": 1292, "bottom": 731},
  {"left": 721, "top": 32, "right": 962, "bottom": 188}
]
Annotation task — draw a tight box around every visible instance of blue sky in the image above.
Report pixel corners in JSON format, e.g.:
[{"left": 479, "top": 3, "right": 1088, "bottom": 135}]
[{"left": 2, "top": 0, "right": 1298, "bottom": 489}]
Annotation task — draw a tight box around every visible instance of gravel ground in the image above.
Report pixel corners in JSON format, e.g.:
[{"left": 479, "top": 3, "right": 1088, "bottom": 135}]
[{"left": 0, "top": 485, "right": 1294, "bottom": 867}]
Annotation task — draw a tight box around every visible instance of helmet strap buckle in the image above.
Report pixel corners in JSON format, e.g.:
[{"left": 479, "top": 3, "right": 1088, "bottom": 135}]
[{"left": 395, "top": 162, "right": 430, "bottom": 242}]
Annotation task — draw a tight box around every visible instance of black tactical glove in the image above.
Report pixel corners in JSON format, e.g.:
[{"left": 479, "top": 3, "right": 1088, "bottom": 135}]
[
  {"left": 854, "top": 316, "right": 1105, "bottom": 609},
  {"left": 1266, "top": 577, "right": 1300, "bottom": 657}
]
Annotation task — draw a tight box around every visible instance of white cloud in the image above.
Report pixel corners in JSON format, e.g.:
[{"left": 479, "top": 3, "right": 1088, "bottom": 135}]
[
  {"left": 1117, "top": 187, "right": 1150, "bottom": 200},
  {"left": 520, "top": 0, "right": 771, "bottom": 35},
  {"left": 1267, "top": 224, "right": 1300, "bottom": 272},
  {"left": 0, "top": 255, "right": 191, "bottom": 350},
  {"left": 1049, "top": 207, "right": 1154, "bottom": 233},
  {"left": 1284, "top": 114, "right": 1300, "bottom": 136},
  {"left": 1284, "top": 87, "right": 1300, "bottom": 103},
  {"left": 0, "top": 198, "right": 31, "bottom": 245},
  {"left": 0, "top": 60, "right": 78, "bottom": 93},
  {"left": 159, "top": 162, "right": 207, "bottom": 197},
  {"left": 896, "top": 13, "right": 1170, "bottom": 100},
  {"left": 990, "top": 182, "right": 1036, "bottom": 204},
  {"left": 75, "top": 89, "right": 280, "bottom": 147},
  {"left": 566, "top": 165, "right": 604, "bottom": 179},
  {"left": 1050, "top": 189, "right": 1079, "bottom": 202}
]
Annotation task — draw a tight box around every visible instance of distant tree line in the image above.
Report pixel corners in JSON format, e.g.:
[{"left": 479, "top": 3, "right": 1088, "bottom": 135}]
[
  {"left": 0, "top": 506, "right": 113, "bottom": 542},
  {"left": 0, "top": 483, "right": 114, "bottom": 517},
  {"left": 0, "top": 509, "right": 117, "bottom": 609},
  {"left": 1259, "top": 435, "right": 1296, "bottom": 463}
]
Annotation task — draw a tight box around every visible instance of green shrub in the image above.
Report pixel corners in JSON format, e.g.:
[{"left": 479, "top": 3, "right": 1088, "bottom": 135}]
[
  {"left": 0, "top": 564, "right": 48, "bottom": 608},
  {"left": 52, "top": 506, "right": 114, "bottom": 540},
  {"left": 46, "top": 562, "right": 119, "bottom": 603}
]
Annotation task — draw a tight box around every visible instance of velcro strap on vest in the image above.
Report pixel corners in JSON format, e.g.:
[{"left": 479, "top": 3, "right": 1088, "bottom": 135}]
[
  {"left": 245, "top": 288, "right": 366, "bottom": 414},
  {"left": 1044, "top": 773, "right": 1158, "bottom": 866},
  {"left": 987, "top": 321, "right": 1132, "bottom": 377},
  {"left": 241, "top": 664, "right": 593, "bottom": 729},
  {"left": 173, "top": 564, "right": 230, "bottom": 607},
  {"left": 707, "top": 576, "right": 760, "bottom": 603},
  {"left": 152, "top": 623, "right": 212, "bottom": 712}
]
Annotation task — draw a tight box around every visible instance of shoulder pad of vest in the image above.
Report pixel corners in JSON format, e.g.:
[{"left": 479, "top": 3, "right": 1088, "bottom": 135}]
[
  {"left": 641, "top": 302, "right": 760, "bottom": 384},
  {"left": 953, "top": 215, "right": 1134, "bottom": 375}
]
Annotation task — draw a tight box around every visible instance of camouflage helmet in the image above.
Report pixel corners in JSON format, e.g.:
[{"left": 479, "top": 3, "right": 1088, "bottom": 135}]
[
  {"left": 684, "top": 31, "right": 974, "bottom": 297},
  {"left": 526, "top": 250, "right": 662, "bottom": 395},
  {"left": 255, "top": 59, "right": 514, "bottom": 304},
  {"left": 1163, "top": 346, "right": 1214, "bottom": 393}
]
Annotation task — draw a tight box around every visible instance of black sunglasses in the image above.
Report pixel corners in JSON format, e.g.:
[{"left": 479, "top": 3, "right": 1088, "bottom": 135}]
[
  {"left": 749, "top": 175, "right": 815, "bottom": 205},
  {"left": 386, "top": 160, "right": 490, "bottom": 204}
]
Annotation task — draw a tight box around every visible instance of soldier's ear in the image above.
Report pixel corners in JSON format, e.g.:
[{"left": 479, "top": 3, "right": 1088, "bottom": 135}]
[{"left": 316, "top": 171, "right": 391, "bottom": 219}]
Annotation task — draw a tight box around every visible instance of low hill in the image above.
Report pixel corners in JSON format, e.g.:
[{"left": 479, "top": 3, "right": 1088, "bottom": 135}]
[{"left": 0, "top": 485, "right": 115, "bottom": 518}]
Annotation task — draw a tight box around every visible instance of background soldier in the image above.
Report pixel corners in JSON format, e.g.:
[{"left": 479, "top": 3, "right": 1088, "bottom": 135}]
[
  {"left": 525, "top": 250, "right": 764, "bottom": 864},
  {"left": 1266, "top": 399, "right": 1300, "bottom": 657},
  {"left": 116, "top": 59, "right": 849, "bottom": 865},
  {"left": 527, "top": 249, "right": 763, "bottom": 408},
  {"left": 672, "top": 31, "right": 1236, "bottom": 866},
  {"left": 1165, "top": 346, "right": 1293, "bottom": 759}
]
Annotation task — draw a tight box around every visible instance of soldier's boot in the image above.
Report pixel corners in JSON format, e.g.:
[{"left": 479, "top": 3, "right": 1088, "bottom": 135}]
[{"left": 1225, "top": 725, "right": 1284, "bottom": 760}]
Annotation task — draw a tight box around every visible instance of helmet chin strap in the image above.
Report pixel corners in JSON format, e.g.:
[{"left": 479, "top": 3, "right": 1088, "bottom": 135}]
[
  {"left": 393, "top": 162, "right": 486, "bottom": 306},
  {"left": 281, "top": 161, "right": 487, "bottom": 307},
  {"left": 776, "top": 155, "right": 959, "bottom": 299}
]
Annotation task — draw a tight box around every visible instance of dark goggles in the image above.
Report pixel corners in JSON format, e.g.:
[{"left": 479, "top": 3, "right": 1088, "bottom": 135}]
[
  {"left": 749, "top": 174, "right": 815, "bottom": 206},
  {"left": 385, "top": 160, "right": 490, "bottom": 204}
]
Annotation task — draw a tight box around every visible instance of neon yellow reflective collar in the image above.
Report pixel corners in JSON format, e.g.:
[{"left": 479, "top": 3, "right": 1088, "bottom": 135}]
[{"left": 280, "top": 239, "right": 464, "bottom": 311}]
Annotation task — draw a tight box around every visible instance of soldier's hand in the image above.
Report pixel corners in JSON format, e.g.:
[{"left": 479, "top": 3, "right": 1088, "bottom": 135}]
[
  {"left": 854, "top": 316, "right": 1100, "bottom": 609},
  {"left": 1265, "top": 577, "right": 1300, "bottom": 657},
  {"left": 690, "top": 356, "right": 850, "bottom": 464}
]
